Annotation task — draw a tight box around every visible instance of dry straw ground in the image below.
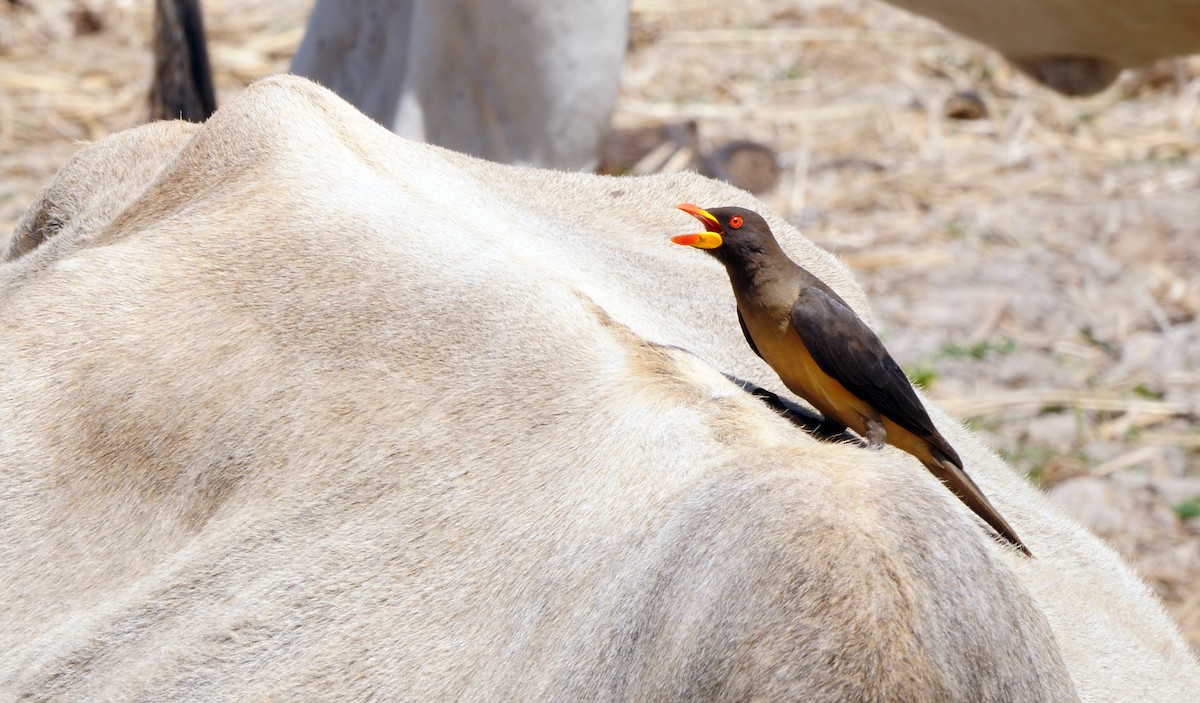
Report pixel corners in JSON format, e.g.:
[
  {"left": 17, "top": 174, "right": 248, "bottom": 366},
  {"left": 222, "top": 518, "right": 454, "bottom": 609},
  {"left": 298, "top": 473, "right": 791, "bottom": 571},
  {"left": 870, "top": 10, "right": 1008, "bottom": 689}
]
[{"left": 2, "top": 0, "right": 1198, "bottom": 650}]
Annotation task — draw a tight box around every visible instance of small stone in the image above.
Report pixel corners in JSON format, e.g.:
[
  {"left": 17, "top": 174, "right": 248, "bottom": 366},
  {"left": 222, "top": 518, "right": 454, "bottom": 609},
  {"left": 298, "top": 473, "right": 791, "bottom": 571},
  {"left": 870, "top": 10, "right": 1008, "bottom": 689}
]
[{"left": 944, "top": 91, "right": 988, "bottom": 120}]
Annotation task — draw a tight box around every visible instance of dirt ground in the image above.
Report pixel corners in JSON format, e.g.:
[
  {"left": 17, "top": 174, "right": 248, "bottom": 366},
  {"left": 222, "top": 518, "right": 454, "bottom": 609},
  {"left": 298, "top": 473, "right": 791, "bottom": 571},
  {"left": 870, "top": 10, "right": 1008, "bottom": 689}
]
[{"left": 2, "top": 0, "right": 1198, "bottom": 651}]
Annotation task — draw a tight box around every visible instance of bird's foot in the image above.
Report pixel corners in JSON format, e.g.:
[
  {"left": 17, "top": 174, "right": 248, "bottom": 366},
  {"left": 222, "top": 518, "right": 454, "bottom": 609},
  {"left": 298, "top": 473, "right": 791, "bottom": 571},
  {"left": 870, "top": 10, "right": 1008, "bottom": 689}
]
[{"left": 863, "top": 417, "right": 887, "bottom": 449}]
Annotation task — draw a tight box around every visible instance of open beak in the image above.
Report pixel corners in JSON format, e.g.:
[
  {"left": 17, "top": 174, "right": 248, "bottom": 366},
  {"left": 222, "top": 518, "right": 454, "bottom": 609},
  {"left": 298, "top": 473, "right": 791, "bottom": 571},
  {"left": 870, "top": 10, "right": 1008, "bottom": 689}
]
[{"left": 672, "top": 203, "right": 724, "bottom": 249}]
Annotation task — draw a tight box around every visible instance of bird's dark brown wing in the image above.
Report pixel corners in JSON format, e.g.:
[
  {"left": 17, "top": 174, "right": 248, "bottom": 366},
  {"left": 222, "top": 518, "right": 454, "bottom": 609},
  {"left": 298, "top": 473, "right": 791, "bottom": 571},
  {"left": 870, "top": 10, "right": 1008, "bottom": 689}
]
[
  {"left": 737, "top": 307, "right": 764, "bottom": 360},
  {"left": 789, "top": 287, "right": 960, "bottom": 464}
]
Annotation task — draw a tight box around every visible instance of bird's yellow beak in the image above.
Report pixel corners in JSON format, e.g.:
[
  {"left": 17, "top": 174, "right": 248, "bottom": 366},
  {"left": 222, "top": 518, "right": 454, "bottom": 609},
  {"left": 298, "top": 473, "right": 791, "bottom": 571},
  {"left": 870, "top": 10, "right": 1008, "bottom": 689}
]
[{"left": 672, "top": 203, "right": 724, "bottom": 249}]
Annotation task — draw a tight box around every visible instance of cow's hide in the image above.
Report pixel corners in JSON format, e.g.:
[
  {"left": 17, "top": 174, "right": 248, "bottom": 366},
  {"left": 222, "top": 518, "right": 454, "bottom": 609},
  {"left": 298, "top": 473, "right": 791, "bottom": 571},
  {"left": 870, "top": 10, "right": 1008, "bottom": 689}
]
[
  {"left": 291, "top": 0, "right": 629, "bottom": 171},
  {"left": 884, "top": 0, "right": 1200, "bottom": 95},
  {"left": 2, "top": 76, "right": 1196, "bottom": 701}
]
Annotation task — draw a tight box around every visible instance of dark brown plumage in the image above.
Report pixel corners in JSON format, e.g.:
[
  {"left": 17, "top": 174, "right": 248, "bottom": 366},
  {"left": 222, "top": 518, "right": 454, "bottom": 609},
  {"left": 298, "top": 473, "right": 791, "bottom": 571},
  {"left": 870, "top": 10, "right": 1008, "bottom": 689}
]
[{"left": 673, "top": 203, "right": 1031, "bottom": 556}]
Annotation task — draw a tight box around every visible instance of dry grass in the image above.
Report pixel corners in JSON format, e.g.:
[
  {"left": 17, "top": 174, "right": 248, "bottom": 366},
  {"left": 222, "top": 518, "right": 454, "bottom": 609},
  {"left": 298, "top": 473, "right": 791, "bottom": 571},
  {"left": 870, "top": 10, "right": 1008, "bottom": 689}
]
[{"left": 3, "top": 0, "right": 1199, "bottom": 648}]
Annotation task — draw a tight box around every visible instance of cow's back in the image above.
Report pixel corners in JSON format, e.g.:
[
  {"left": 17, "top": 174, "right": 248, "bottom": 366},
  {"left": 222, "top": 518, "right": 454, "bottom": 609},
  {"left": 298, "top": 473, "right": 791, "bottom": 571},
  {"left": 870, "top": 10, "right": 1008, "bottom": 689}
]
[{"left": 0, "top": 76, "right": 1190, "bottom": 700}]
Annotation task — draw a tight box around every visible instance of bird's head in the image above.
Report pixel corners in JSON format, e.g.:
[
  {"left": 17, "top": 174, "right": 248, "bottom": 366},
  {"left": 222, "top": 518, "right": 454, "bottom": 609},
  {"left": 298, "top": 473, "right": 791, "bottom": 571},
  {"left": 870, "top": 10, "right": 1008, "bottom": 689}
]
[{"left": 671, "top": 204, "right": 777, "bottom": 266}]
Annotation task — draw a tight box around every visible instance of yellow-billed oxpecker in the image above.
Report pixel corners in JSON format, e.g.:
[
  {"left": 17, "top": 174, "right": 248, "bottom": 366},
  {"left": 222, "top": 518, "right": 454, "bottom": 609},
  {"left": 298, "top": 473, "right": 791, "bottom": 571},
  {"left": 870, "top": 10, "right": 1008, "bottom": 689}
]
[{"left": 673, "top": 203, "right": 1031, "bottom": 556}]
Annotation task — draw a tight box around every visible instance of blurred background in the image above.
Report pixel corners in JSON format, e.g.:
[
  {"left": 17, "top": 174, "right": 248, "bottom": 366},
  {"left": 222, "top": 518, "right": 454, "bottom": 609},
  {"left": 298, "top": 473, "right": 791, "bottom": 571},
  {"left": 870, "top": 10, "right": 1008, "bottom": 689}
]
[{"left": 2, "top": 0, "right": 1198, "bottom": 650}]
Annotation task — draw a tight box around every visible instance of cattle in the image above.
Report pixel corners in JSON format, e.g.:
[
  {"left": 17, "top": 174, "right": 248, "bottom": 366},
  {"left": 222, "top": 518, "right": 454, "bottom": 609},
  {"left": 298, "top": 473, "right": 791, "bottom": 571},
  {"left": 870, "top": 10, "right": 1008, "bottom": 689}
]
[
  {"left": 291, "top": 0, "right": 629, "bottom": 171},
  {"left": 882, "top": 0, "right": 1200, "bottom": 96},
  {"left": 287, "top": 0, "right": 1200, "bottom": 166},
  {"left": 154, "top": 0, "right": 1200, "bottom": 167},
  {"left": 3, "top": 76, "right": 1197, "bottom": 700}
]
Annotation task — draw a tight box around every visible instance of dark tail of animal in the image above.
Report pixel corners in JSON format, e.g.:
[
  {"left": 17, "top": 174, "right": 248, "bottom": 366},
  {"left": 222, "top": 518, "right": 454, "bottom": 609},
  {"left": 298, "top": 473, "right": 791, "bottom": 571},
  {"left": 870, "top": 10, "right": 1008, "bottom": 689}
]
[{"left": 149, "top": 0, "right": 217, "bottom": 122}]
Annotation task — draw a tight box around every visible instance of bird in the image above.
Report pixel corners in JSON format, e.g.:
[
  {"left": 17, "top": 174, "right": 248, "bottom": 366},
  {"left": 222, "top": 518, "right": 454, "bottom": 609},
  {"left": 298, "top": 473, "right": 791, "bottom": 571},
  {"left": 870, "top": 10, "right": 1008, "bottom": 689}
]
[{"left": 672, "top": 203, "right": 1031, "bottom": 556}]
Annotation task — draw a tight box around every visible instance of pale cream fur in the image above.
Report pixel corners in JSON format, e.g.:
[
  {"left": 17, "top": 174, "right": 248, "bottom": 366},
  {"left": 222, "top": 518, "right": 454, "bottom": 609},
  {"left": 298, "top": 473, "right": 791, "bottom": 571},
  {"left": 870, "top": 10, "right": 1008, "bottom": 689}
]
[
  {"left": 883, "top": 0, "right": 1200, "bottom": 95},
  {"left": 1, "top": 76, "right": 1194, "bottom": 701}
]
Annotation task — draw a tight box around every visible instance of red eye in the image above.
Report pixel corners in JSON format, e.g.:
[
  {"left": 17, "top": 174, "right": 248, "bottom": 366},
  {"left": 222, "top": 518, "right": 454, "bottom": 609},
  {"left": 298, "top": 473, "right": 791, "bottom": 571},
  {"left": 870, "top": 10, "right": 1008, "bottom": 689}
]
[{"left": 729, "top": 215, "right": 743, "bottom": 229}]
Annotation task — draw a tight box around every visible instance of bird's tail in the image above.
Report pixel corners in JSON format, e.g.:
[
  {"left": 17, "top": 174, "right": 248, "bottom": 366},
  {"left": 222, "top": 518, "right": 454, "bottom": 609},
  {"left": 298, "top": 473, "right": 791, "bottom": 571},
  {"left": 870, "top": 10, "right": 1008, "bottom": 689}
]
[{"left": 928, "top": 448, "right": 1033, "bottom": 557}]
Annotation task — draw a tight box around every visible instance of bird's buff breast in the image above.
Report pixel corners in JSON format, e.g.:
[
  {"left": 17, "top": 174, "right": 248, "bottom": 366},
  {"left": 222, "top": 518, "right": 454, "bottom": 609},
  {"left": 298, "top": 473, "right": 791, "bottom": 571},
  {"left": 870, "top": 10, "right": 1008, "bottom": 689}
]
[{"left": 741, "top": 308, "right": 874, "bottom": 434}]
